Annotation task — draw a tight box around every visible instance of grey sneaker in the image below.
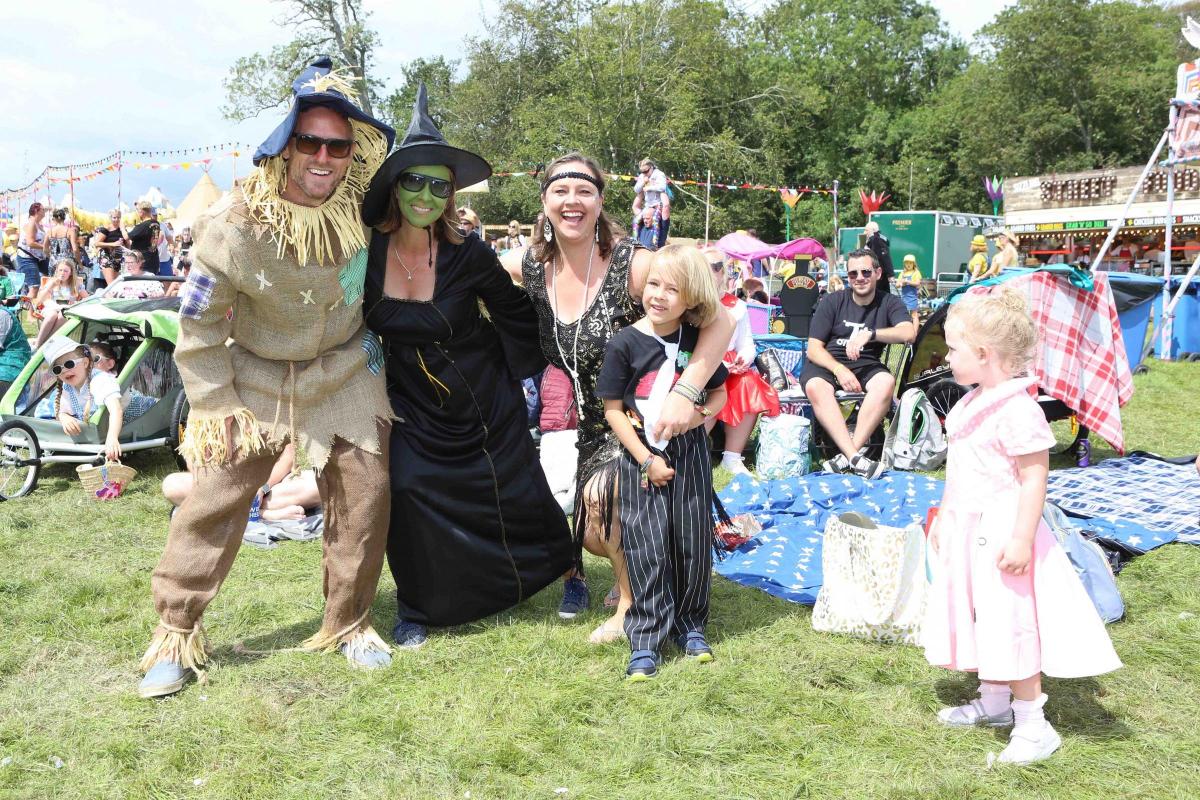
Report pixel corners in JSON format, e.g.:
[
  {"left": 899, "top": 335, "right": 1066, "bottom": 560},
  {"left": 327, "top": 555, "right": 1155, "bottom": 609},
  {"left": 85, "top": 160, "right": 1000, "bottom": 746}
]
[
  {"left": 821, "top": 453, "right": 852, "bottom": 474},
  {"left": 849, "top": 453, "right": 885, "bottom": 479},
  {"left": 138, "top": 660, "right": 194, "bottom": 699},
  {"left": 937, "top": 699, "right": 1014, "bottom": 728}
]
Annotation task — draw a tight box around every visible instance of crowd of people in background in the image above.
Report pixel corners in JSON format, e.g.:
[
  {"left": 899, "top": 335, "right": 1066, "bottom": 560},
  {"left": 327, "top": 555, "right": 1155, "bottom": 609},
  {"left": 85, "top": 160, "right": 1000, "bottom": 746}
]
[{"left": 0, "top": 199, "right": 192, "bottom": 306}]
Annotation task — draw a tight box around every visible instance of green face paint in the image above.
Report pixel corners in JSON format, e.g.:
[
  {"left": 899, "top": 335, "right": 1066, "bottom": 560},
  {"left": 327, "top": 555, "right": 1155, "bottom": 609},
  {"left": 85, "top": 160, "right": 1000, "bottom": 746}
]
[{"left": 396, "top": 164, "right": 452, "bottom": 229}]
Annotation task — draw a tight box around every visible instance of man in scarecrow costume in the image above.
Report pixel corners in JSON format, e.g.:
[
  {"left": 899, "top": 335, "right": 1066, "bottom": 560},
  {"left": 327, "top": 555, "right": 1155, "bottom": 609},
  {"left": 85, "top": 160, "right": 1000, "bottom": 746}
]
[{"left": 138, "top": 56, "right": 396, "bottom": 698}]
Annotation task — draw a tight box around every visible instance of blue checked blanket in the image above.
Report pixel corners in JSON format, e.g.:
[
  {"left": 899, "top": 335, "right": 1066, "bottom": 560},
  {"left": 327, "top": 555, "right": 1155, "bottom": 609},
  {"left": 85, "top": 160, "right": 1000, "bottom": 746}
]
[{"left": 1047, "top": 455, "right": 1199, "bottom": 545}]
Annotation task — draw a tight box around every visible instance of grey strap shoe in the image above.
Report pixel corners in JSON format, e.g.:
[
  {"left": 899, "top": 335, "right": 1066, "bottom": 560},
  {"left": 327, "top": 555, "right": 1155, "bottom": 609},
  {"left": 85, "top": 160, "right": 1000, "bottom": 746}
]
[{"left": 937, "top": 698, "right": 1014, "bottom": 727}]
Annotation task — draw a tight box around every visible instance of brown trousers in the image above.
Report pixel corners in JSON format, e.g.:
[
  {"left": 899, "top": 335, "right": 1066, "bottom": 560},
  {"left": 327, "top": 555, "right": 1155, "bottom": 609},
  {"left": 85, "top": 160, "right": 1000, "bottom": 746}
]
[{"left": 151, "top": 422, "right": 390, "bottom": 639}]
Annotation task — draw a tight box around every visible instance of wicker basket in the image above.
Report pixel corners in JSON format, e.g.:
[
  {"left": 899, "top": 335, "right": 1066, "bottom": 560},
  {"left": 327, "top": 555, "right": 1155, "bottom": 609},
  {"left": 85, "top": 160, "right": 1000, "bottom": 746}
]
[{"left": 76, "top": 460, "right": 138, "bottom": 498}]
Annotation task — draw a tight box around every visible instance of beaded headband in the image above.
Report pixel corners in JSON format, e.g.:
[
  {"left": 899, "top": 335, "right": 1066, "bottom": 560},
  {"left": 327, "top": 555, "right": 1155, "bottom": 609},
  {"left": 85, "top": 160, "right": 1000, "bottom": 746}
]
[{"left": 542, "top": 170, "right": 603, "bottom": 192}]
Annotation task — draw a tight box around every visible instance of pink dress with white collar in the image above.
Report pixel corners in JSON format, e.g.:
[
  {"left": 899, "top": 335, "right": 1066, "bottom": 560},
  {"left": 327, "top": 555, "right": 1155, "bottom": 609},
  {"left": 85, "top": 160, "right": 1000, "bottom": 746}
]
[{"left": 923, "top": 376, "right": 1121, "bottom": 681}]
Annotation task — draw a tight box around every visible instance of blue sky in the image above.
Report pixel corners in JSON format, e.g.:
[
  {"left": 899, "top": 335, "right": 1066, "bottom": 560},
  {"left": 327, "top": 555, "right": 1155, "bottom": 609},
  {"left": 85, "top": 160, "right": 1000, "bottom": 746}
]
[{"left": 0, "top": 0, "right": 1012, "bottom": 214}]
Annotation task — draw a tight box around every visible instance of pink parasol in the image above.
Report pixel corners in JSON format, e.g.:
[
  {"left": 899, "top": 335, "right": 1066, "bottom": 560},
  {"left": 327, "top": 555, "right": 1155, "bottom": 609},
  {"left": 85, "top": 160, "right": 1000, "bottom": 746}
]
[
  {"left": 715, "top": 231, "right": 778, "bottom": 262},
  {"left": 775, "top": 238, "right": 828, "bottom": 262}
]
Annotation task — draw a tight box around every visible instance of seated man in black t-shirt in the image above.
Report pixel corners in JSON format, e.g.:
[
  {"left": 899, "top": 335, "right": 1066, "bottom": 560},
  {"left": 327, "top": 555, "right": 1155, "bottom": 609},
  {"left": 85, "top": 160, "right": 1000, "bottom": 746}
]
[{"left": 799, "top": 248, "right": 915, "bottom": 478}]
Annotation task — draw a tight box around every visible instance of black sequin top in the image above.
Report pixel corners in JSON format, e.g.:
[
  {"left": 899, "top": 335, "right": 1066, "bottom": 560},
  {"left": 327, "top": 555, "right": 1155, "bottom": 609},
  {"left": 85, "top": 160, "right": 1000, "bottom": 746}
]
[{"left": 522, "top": 238, "right": 643, "bottom": 462}]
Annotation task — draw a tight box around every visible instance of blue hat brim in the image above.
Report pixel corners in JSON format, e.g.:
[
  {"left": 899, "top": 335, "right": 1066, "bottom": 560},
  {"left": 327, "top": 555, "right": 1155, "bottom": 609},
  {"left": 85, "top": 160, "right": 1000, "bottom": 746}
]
[
  {"left": 252, "top": 95, "right": 396, "bottom": 166},
  {"left": 362, "top": 144, "right": 492, "bottom": 228}
]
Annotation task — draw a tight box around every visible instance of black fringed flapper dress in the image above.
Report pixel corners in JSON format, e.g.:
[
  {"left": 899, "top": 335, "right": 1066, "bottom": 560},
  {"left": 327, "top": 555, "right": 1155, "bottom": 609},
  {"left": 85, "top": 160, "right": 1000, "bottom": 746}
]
[
  {"left": 365, "top": 232, "right": 573, "bottom": 626},
  {"left": 521, "top": 239, "right": 644, "bottom": 560}
]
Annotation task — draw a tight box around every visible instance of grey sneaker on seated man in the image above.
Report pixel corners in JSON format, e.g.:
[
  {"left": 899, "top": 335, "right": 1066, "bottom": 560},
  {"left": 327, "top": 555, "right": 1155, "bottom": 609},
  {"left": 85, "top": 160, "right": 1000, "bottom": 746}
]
[{"left": 801, "top": 248, "right": 915, "bottom": 479}]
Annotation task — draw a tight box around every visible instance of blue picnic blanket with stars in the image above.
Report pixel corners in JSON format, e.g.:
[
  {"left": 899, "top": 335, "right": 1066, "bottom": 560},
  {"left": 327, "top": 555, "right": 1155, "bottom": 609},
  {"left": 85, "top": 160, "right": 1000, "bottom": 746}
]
[
  {"left": 714, "top": 463, "right": 1189, "bottom": 605},
  {"left": 714, "top": 471, "right": 943, "bottom": 605}
]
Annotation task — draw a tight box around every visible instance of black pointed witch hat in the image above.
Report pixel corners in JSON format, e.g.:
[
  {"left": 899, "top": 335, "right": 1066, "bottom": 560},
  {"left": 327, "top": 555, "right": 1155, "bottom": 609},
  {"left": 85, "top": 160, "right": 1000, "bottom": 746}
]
[{"left": 362, "top": 83, "right": 492, "bottom": 226}]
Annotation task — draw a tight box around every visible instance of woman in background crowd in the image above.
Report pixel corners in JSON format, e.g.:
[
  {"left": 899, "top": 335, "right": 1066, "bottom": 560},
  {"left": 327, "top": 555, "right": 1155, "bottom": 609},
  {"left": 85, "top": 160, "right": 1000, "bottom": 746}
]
[{"left": 16, "top": 203, "right": 47, "bottom": 289}]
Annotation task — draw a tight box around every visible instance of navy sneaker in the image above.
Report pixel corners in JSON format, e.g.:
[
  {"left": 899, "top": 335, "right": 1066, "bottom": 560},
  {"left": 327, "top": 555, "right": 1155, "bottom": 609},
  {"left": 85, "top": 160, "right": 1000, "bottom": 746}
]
[
  {"left": 392, "top": 618, "right": 428, "bottom": 649},
  {"left": 676, "top": 632, "right": 714, "bottom": 663},
  {"left": 558, "top": 576, "right": 590, "bottom": 619},
  {"left": 625, "top": 650, "right": 660, "bottom": 682}
]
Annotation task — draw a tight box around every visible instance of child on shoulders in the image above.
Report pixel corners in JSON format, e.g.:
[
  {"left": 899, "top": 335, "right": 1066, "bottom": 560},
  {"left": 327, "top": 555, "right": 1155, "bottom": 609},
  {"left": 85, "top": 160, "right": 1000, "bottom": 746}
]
[
  {"left": 924, "top": 287, "right": 1121, "bottom": 765},
  {"left": 594, "top": 244, "right": 728, "bottom": 681}
]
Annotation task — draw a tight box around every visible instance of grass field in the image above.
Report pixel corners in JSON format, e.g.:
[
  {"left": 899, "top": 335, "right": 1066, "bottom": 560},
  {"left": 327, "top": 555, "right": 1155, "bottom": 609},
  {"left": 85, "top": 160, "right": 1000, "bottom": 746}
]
[{"left": 0, "top": 361, "right": 1197, "bottom": 799}]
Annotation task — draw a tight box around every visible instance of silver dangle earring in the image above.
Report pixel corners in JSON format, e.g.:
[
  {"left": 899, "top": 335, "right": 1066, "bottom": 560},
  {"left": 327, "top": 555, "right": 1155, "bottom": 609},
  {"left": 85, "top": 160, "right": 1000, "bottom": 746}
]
[
  {"left": 543, "top": 219, "right": 554, "bottom": 242},
  {"left": 594, "top": 221, "right": 600, "bottom": 242}
]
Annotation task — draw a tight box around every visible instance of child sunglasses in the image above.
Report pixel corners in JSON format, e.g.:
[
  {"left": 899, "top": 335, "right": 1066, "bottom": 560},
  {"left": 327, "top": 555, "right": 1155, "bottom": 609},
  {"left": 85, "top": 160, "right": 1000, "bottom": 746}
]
[
  {"left": 399, "top": 172, "right": 454, "bottom": 199},
  {"left": 51, "top": 358, "right": 85, "bottom": 376},
  {"left": 290, "top": 134, "right": 353, "bottom": 158}
]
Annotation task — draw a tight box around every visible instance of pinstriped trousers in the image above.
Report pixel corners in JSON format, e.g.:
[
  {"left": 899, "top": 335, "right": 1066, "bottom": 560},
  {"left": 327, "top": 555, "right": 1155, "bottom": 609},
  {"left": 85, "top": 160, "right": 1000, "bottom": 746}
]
[{"left": 617, "top": 425, "right": 714, "bottom": 654}]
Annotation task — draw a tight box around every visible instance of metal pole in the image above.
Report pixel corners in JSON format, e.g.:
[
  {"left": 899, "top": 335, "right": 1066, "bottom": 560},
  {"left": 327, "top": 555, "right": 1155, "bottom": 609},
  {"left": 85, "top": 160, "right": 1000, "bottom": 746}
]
[
  {"left": 908, "top": 163, "right": 914, "bottom": 210},
  {"left": 831, "top": 179, "right": 840, "bottom": 267},
  {"left": 1163, "top": 162, "right": 1176, "bottom": 360},
  {"left": 1091, "top": 127, "right": 1169, "bottom": 273},
  {"left": 704, "top": 169, "right": 711, "bottom": 242}
]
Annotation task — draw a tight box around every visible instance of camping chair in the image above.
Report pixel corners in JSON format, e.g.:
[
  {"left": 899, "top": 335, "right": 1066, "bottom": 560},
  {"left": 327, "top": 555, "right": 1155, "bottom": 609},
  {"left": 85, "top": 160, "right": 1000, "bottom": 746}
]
[{"left": 805, "top": 342, "right": 912, "bottom": 464}]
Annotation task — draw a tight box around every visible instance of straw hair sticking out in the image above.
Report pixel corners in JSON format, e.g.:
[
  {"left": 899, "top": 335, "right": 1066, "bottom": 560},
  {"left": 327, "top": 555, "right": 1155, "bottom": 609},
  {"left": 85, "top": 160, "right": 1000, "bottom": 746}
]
[
  {"left": 241, "top": 116, "right": 389, "bottom": 266},
  {"left": 947, "top": 286, "right": 1038, "bottom": 376},
  {"left": 650, "top": 244, "right": 721, "bottom": 328}
]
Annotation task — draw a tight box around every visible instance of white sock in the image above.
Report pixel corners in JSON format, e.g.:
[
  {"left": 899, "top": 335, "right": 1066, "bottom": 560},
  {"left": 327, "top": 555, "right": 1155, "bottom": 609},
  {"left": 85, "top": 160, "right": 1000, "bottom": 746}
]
[
  {"left": 978, "top": 682, "right": 1013, "bottom": 716},
  {"left": 1011, "top": 693, "right": 1049, "bottom": 732},
  {"left": 721, "top": 451, "right": 744, "bottom": 465}
]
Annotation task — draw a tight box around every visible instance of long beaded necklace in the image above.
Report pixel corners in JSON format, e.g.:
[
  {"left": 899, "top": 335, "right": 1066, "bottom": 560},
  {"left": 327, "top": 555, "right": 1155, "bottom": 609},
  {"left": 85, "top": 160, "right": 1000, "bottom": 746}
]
[
  {"left": 550, "top": 236, "right": 597, "bottom": 407},
  {"left": 390, "top": 227, "right": 434, "bottom": 280}
]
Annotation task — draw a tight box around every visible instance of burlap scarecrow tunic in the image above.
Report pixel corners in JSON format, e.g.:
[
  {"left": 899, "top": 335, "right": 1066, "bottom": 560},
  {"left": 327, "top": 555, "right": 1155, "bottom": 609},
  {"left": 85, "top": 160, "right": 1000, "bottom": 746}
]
[{"left": 176, "top": 187, "right": 391, "bottom": 469}]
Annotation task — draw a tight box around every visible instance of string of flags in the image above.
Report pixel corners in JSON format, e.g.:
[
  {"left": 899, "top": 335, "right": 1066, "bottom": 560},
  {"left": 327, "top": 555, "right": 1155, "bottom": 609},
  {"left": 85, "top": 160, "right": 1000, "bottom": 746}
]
[
  {"left": 488, "top": 168, "right": 835, "bottom": 195},
  {"left": 2, "top": 143, "right": 251, "bottom": 199}
]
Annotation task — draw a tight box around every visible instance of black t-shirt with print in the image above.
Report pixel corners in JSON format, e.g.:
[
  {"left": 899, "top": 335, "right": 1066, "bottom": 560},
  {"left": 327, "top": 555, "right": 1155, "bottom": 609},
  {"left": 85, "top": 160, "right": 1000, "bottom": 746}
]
[
  {"left": 809, "top": 288, "right": 909, "bottom": 366},
  {"left": 595, "top": 322, "right": 727, "bottom": 422},
  {"left": 126, "top": 219, "right": 160, "bottom": 269}
]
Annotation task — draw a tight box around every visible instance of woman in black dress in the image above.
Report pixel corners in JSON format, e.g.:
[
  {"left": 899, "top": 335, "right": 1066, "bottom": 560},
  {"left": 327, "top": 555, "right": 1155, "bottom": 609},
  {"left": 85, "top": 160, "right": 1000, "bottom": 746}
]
[
  {"left": 361, "top": 86, "right": 572, "bottom": 647},
  {"left": 504, "top": 153, "right": 733, "bottom": 643}
]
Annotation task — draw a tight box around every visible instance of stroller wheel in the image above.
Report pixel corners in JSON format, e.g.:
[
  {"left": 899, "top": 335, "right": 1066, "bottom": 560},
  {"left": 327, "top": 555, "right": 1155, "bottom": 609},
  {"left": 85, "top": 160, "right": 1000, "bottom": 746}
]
[
  {"left": 0, "top": 420, "right": 42, "bottom": 500},
  {"left": 925, "top": 378, "right": 968, "bottom": 420}
]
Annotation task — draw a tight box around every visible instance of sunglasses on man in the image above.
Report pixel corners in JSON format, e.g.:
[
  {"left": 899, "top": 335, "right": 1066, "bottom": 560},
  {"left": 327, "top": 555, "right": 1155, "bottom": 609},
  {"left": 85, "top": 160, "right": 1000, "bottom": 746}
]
[
  {"left": 291, "top": 133, "right": 354, "bottom": 159},
  {"left": 847, "top": 268, "right": 876, "bottom": 280},
  {"left": 399, "top": 172, "right": 454, "bottom": 199}
]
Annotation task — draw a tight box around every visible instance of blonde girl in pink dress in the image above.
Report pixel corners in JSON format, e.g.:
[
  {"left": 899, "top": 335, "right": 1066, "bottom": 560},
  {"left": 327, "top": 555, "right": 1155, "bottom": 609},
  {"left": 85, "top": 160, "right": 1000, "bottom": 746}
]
[{"left": 924, "top": 287, "right": 1121, "bottom": 766}]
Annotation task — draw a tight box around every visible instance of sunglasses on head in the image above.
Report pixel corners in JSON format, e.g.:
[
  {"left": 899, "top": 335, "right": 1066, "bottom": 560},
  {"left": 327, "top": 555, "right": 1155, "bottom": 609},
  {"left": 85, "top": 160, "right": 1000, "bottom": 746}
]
[
  {"left": 51, "top": 358, "right": 84, "bottom": 376},
  {"left": 847, "top": 268, "right": 875, "bottom": 280},
  {"left": 710, "top": 261, "right": 725, "bottom": 272},
  {"left": 291, "top": 133, "right": 353, "bottom": 158},
  {"left": 399, "top": 172, "right": 453, "bottom": 199}
]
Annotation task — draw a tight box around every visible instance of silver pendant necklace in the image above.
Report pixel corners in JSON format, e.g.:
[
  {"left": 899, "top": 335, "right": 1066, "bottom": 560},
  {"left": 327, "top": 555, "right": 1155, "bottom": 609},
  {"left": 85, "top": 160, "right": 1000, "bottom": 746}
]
[
  {"left": 550, "top": 237, "right": 597, "bottom": 406},
  {"left": 391, "top": 228, "right": 433, "bottom": 280}
]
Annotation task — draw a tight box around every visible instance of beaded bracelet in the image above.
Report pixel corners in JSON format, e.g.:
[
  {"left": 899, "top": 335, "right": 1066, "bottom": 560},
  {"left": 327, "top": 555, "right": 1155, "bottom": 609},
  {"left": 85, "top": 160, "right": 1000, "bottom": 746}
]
[{"left": 639, "top": 454, "right": 655, "bottom": 490}]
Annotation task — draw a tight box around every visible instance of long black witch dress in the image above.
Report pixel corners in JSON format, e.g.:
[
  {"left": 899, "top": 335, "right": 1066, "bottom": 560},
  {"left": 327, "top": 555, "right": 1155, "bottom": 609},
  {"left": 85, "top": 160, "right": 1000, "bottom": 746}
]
[{"left": 364, "top": 231, "right": 573, "bottom": 626}]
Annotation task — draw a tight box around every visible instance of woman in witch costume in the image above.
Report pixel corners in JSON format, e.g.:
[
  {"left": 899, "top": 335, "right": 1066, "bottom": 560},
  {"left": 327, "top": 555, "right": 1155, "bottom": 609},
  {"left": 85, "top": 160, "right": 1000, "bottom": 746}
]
[{"left": 361, "top": 85, "right": 573, "bottom": 647}]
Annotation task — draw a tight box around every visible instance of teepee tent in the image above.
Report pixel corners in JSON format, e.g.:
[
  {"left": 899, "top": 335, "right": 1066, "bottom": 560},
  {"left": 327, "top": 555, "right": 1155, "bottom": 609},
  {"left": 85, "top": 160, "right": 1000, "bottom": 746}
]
[{"left": 173, "top": 173, "right": 223, "bottom": 229}]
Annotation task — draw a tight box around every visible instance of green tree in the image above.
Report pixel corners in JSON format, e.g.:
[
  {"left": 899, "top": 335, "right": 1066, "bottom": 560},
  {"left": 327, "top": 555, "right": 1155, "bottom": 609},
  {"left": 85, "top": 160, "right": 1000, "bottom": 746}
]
[
  {"left": 896, "top": 0, "right": 1185, "bottom": 213},
  {"left": 222, "top": 0, "right": 381, "bottom": 121}
]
